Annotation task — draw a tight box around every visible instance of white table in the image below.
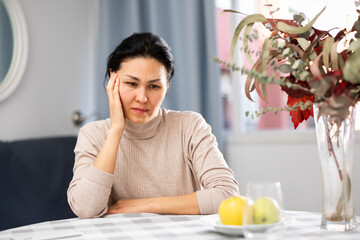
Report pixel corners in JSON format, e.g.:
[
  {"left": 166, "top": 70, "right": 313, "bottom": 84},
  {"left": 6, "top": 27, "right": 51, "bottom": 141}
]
[{"left": 0, "top": 211, "right": 359, "bottom": 240}]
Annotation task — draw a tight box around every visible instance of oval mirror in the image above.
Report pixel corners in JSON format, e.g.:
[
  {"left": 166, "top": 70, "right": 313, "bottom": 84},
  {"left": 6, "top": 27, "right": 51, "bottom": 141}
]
[
  {"left": 0, "top": 0, "right": 13, "bottom": 81},
  {"left": 0, "top": 0, "right": 28, "bottom": 102}
]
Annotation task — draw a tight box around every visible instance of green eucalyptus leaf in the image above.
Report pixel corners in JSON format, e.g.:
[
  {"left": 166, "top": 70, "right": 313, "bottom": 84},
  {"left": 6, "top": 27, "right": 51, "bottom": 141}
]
[
  {"left": 291, "top": 59, "right": 302, "bottom": 69},
  {"left": 271, "top": 39, "right": 278, "bottom": 48},
  {"left": 308, "top": 28, "right": 315, "bottom": 37},
  {"left": 261, "top": 81, "right": 267, "bottom": 99},
  {"left": 322, "top": 37, "right": 334, "bottom": 71},
  {"left": 348, "top": 39, "right": 360, "bottom": 51},
  {"left": 265, "top": 22, "right": 273, "bottom": 31},
  {"left": 282, "top": 47, "right": 291, "bottom": 56},
  {"left": 330, "top": 41, "right": 339, "bottom": 71},
  {"left": 353, "top": 20, "right": 360, "bottom": 31},
  {"left": 343, "top": 50, "right": 360, "bottom": 84},
  {"left": 293, "top": 72, "right": 300, "bottom": 81},
  {"left": 338, "top": 53, "right": 345, "bottom": 69},
  {"left": 278, "top": 41, "right": 286, "bottom": 48},
  {"left": 223, "top": 9, "right": 245, "bottom": 14},
  {"left": 296, "top": 38, "right": 317, "bottom": 61},
  {"left": 277, "top": 6, "right": 326, "bottom": 34},
  {"left": 298, "top": 31, "right": 310, "bottom": 39},
  {"left": 230, "top": 14, "right": 268, "bottom": 60},
  {"left": 299, "top": 70, "right": 310, "bottom": 80},
  {"left": 293, "top": 13, "right": 305, "bottom": 23},
  {"left": 279, "top": 64, "right": 292, "bottom": 73},
  {"left": 261, "top": 38, "right": 272, "bottom": 71},
  {"left": 244, "top": 23, "right": 255, "bottom": 64}
]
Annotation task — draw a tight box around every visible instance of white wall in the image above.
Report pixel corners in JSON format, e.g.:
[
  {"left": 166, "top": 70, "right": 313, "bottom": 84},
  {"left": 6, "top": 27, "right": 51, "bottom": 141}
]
[
  {"left": 226, "top": 131, "right": 360, "bottom": 215},
  {"left": 0, "top": 0, "right": 98, "bottom": 141}
]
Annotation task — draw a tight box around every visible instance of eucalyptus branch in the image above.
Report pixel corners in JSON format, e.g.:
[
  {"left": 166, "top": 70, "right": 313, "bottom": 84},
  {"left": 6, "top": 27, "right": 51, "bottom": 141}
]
[
  {"left": 245, "top": 99, "right": 313, "bottom": 118},
  {"left": 242, "top": 67, "right": 313, "bottom": 94},
  {"left": 264, "top": 0, "right": 279, "bottom": 31},
  {"left": 212, "top": 57, "right": 241, "bottom": 71},
  {"left": 324, "top": 116, "right": 343, "bottom": 181}
]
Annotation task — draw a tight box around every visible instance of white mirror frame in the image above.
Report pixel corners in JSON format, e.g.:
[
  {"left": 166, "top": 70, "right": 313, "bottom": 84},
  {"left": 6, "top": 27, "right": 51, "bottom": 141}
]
[{"left": 0, "top": 0, "right": 28, "bottom": 102}]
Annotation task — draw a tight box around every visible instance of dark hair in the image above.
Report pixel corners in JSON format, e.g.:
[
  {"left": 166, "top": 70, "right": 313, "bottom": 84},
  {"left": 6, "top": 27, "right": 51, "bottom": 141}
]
[{"left": 105, "top": 32, "right": 175, "bottom": 84}]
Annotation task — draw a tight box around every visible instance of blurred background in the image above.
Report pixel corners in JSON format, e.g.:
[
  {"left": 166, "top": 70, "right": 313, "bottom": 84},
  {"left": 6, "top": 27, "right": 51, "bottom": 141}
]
[{"left": 0, "top": 0, "right": 359, "bottom": 215}]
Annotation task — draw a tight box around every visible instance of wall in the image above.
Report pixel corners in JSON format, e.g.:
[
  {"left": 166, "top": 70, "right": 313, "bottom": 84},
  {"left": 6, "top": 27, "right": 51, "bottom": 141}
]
[
  {"left": 0, "top": 0, "right": 98, "bottom": 141},
  {"left": 226, "top": 131, "right": 360, "bottom": 215}
]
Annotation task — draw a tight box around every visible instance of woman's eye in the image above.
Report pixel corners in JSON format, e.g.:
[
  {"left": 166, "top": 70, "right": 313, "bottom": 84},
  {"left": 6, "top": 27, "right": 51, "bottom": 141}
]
[
  {"left": 126, "top": 82, "right": 137, "bottom": 86},
  {"left": 149, "top": 84, "right": 160, "bottom": 89}
]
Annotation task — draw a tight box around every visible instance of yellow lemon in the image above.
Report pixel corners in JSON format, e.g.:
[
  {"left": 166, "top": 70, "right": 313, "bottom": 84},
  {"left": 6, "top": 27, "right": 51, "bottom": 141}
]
[{"left": 218, "top": 196, "right": 248, "bottom": 225}]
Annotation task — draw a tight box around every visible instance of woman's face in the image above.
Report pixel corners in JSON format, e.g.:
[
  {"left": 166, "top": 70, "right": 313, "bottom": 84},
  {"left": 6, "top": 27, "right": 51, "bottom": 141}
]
[{"left": 116, "top": 57, "right": 168, "bottom": 124}]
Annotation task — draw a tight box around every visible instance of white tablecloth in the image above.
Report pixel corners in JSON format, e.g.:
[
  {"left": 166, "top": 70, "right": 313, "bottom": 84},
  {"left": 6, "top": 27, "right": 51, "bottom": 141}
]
[{"left": 0, "top": 211, "right": 359, "bottom": 240}]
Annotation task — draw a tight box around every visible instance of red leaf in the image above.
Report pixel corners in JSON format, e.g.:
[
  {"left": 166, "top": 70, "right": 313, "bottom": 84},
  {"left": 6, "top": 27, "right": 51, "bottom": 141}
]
[{"left": 287, "top": 95, "right": 315, "bottom": 129}]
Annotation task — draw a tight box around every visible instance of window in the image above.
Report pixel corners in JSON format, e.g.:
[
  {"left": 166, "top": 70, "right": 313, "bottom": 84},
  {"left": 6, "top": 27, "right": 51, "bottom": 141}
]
[{"left": 215, "top": 0, "right": 360, "bottom": 133}]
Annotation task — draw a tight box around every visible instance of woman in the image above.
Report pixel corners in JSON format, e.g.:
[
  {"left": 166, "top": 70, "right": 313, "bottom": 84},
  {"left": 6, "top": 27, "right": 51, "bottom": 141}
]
[{"left": 67, "top": 32, "right": 239, "bottom": 218}]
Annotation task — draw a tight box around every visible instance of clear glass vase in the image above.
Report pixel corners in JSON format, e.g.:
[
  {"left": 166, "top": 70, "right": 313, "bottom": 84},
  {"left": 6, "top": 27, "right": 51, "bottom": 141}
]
[{"left": 313, "top": 104, "right": 357, "bottom": 231}]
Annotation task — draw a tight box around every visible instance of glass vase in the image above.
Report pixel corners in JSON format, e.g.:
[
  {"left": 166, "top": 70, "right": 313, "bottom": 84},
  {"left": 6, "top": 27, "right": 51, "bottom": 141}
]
[{"left": 313, "top": 104, "right": 357, "bottom": 231}]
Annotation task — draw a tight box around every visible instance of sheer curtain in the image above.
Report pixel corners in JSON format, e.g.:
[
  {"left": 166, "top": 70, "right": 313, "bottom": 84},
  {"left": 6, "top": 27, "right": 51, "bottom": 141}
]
[{"left": 95, "top": 0, "right": 225, "bottom": 149}]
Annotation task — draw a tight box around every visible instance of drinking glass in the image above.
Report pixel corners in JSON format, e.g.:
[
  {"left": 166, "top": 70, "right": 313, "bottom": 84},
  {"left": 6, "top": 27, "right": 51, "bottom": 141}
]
[{"left": 243, "top": 182, "right": 285, "bottom": 240}]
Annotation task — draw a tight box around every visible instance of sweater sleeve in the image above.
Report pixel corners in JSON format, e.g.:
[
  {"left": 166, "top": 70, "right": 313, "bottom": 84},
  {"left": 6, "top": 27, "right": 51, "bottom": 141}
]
[
  {"left": 67, "top": 123, "right": 114, "bottom": 219},
  {"left": 184, "top": 113, "right": 239, "bottom": 214}
]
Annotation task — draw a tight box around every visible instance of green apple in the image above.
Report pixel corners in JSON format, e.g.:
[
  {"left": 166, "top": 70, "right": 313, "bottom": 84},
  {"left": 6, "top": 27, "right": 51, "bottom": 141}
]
[{"left": 253, "top": 197, "right": 280, "bottom": 224}]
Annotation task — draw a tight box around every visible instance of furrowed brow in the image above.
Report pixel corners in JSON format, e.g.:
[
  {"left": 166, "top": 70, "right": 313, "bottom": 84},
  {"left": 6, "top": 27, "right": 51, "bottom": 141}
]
[
  {"left": 125, "top": 74, "right": 140, "bottom": 81},
  {"left": 125, "top": 74, "right": 161, "bottom": 83}
]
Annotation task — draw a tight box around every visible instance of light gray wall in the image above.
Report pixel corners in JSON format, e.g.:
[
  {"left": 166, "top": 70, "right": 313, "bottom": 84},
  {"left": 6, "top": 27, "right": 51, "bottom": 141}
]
[
  {"left": 0, "top": 0, "right": 98, "bottom": 141},
  {"left": 226, "top": 132, "right": 360, "bottom": 215}
]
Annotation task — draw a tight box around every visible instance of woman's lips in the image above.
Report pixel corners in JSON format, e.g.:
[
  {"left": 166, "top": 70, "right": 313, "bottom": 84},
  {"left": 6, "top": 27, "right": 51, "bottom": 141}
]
[{"left": 132, "top": 107, "right": 149, "bottom": 114}]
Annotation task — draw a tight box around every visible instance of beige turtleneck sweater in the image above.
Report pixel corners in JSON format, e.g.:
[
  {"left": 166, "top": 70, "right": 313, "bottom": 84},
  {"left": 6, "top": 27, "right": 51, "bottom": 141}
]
[{"left": 67, "top": 109, "right": 239, "bottom": 218}]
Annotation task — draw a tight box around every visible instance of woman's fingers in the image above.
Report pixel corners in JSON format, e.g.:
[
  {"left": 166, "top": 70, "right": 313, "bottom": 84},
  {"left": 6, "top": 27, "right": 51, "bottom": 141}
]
[
  {"left": 107, "top": 72, "right": 121, "bottom": 104},
  {"left": 106, "top": 199, "right": 149, "bottom": 214},
  {"left": 106, "top": 72, "right": 114, "bottom": 90},
  {"left": 106, "top": 72, "right": 125, "bottom": 132},
  {"left": 106, "top": 72, "right": 117, "bottom": 99},
  {"left": 114, "top": 75, "right": 120, "bottom": 99}
]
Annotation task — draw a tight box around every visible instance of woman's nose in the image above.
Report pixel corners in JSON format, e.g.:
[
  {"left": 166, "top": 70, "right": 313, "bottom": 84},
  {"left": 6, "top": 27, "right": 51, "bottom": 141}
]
[{"left": 135, "top": 88, "right": 148, "bottom": 103}]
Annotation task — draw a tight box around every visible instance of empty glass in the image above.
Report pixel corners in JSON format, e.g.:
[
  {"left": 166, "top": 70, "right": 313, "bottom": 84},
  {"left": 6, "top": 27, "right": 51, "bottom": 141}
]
[{"left": 243, "top": 182, "right": 285, "bottom": 240}]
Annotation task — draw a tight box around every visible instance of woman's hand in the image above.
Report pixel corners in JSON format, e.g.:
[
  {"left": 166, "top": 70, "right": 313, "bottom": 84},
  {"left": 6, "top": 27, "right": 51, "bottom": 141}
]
[
  {"left": 106, "top": 72, "right": 125, "bottom": 134},
  {"left": 106, "top": 193, "right": 200, "bottom": 215},
  {"left": 106, "top": 199, "right": 151, "bottom": 214}
]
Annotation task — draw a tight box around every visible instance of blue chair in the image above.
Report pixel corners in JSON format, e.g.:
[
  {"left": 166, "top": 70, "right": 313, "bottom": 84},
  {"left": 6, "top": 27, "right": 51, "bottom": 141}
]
[{"left": 0, "top": 136, "right": 77, "bottom": 231}]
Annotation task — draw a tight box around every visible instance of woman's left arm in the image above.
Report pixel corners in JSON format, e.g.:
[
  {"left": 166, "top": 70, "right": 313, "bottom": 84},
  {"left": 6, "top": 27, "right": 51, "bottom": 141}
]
[
  {"left": 107, "top": 192, "right": 200, "bottom": 215},
  {"left": 185, "top": 113, "right": 240, "bottom": 214}
]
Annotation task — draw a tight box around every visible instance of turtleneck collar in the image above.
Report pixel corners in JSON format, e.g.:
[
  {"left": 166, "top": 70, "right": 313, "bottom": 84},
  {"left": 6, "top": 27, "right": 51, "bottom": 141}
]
[{"left": 122, "top": 109, "right": 163, "bottom": 140}]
